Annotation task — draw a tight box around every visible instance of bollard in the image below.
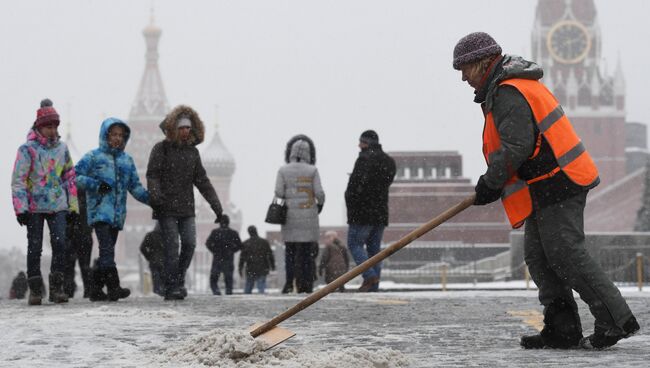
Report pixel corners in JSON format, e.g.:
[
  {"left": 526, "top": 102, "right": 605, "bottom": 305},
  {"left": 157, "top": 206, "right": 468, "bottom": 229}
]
[
  {"left": 637, "top": 253, "right": 643, "bottom": 292},
  {"left": 525, "top": 266, "right": 530, "bottom": 290},
  {"left": 441, "top": 263, "right": 448, "bottom": 292}
]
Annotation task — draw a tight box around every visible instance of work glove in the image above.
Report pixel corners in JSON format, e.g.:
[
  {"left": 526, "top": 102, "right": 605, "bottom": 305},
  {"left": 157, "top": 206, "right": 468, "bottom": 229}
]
[
  {"left": 98, "top": 181, "right": 112, "bottom": 195},
  {"left": 317, "top": 203, "right": 323, "bottom": 214},
  {"left": 16, "top": 213, "right": 30, "bottom": 227},
  {"left": 474, "top": 175, "right": 503, "bottom": 206}
]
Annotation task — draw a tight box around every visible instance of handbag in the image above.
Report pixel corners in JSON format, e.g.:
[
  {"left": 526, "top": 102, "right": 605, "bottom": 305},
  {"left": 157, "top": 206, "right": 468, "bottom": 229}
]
[{"left": 265, "top": 197, "right": 287, "bottom": 225}]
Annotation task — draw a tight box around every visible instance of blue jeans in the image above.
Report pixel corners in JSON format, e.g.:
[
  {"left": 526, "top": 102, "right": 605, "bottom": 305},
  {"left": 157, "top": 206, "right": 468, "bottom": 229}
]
[
  {"left": 244, "top": 275, "right": 267, "bottom": 294},
  {"left": 94, "top": 222, "right": 120, "bottom": 269},
  {"left": 26, "top": 212, "right": 68, "bottom": 277},
  {"left": 159, "top": 216, "right": 196, "bottom": 292},
  {"left": 347, "top": 224, "right": 385, "bottom": 285},
  {"left": 210, "top": 260, "right": 234, "bottom": 295}
]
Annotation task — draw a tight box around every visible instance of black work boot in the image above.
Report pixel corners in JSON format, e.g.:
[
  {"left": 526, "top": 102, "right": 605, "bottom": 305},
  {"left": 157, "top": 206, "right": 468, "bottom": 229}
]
[
  {"left": 580, "top": 316, "right": 640, "bottom": 349},
  {"left": 88, "top": 267, "right": 108, "bottom": 302},
  {"left": 281, "top": 281, "right": 294, "bottom": 294},
  {"left": 521, "top": 298, "right": 582, "bottom": 349},
  {"left": 104, "top": 267, "right": 130, "bottom": 301},
  {"left": 48, "top": 272, "right": 69, "bottom": 303},
  {"left": 27, "top": 276, "right": 43, "bottom": 306}
]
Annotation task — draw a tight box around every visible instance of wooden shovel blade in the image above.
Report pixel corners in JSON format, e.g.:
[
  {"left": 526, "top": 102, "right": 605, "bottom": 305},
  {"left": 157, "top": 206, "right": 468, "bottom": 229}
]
[{"left": 248, "top": 323, "right": 296, "bottom": 350}]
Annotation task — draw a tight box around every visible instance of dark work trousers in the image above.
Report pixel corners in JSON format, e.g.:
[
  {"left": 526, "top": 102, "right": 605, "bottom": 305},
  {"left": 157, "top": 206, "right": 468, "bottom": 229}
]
[
  {"left": 160, "top": 216, "right": 196, "bottom": 292},
  {"left": 64, "top": 217, "right": 93, "bottom": 295},
  {"left": 210, "top": 259, "right": 234, "bottom": 295},
  {"left": 284, "top": 242, "right": 297, "bottom": 287},
  {"left": 524, "top": 191, "right": 634, "bottom": 331},
  {"left": 26, "top": 211, "right": 68, "bottom": 278},
  {"left": 94, "top": 222, "right": 120, "bottom": 269},
  {"left": 289, "top": 242, "right": 319, "bottom": 293}
]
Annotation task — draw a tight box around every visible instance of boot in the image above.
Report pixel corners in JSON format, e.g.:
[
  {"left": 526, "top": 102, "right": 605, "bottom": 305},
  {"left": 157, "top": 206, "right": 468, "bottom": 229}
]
[
  {"left": 281, "top": 281, "right": 294, "bottom": 294},
  {"left": 521, "top": 298, "right": 582, "bottom": 349},
  {"left": 27, "top": 276, "right": 43, "bottom": 306},
  {"left": 358, "top": 276, "right": 380, "bottom": 292},
  {"left": 104, "top": 267, "right": 130, "bottom": 301},
  {"left": 178, "top": 273, "right": 188, "bottom": 298},
  {"left": 48, "top": 272, "right": 69, "bottom": 303},
  {"left": 88, "top": 267, "right": 108, "bottom": 302},
  {"left": 164, "top": 288, "right": 185, "bottom": 301},
  {"left": 580, "top": 316, "right": 640, "bottom": 349}
]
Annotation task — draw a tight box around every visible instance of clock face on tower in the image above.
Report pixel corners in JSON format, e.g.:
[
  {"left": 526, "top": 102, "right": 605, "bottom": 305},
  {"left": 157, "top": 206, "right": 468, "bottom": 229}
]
[{"left": 546, "top": 20, "right": 591, "bottom": 64}]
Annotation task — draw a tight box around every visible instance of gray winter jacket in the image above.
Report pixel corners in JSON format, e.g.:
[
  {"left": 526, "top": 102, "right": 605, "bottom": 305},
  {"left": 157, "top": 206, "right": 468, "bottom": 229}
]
[{"left": 275, "top": 140, "right": 325, "bottom": 242}]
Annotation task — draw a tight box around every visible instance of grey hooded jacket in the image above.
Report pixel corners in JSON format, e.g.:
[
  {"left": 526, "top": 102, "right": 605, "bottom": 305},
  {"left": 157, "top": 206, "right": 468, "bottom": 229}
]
[{"left": 275, "top": 139, "right": 325, "bottom": 242}]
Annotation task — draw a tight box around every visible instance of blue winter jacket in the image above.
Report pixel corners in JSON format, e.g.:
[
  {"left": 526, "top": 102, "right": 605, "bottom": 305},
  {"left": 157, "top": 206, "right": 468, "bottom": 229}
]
[{"left": 75, "top": 118, "right": 149, "bottom": 229}]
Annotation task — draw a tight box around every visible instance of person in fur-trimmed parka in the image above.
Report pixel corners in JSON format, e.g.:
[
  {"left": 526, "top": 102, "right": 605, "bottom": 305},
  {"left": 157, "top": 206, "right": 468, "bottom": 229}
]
[
  {"left": 275, "top": 138, "right": 325, "bottom": 293},
  {"left": 146, "top": 105, "right": 223, "bottom": 300}
]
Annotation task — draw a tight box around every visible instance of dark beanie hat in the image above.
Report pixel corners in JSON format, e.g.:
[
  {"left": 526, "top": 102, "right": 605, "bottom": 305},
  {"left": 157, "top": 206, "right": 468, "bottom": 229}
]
[
  {"left": 34, "top": 98, "right": 60, "bottom": 128},
  {"left": 247, "top": 225, "right": 258, "bottom": 237},
  {"left": 359, "top": 130, "right": 379, "bottom": 145},
  {"left": 452, "top": 32, "right": 502, "bottom": 70}
]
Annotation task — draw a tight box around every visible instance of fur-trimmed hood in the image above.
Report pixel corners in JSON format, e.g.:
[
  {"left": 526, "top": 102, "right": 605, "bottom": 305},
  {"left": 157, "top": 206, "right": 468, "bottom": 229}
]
[{"left": 159, "top": 105, "right": 205, "bottom": 146}]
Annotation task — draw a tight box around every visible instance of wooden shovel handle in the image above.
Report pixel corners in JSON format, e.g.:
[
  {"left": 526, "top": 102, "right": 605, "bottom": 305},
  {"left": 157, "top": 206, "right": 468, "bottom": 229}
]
[{"left": 251, "top": 194, "right": 476, "bottom": 338}]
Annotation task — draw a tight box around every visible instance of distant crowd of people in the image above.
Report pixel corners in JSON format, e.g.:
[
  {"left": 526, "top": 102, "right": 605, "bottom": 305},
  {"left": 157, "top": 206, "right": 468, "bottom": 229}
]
[{"left": 10, "top": 99, "right": 396, "bottom": 305}]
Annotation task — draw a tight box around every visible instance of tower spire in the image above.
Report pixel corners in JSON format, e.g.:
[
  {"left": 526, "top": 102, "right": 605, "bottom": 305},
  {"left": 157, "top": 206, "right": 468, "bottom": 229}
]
[{"left": 129, "top": 13, "right": 169, "bottom": 120}]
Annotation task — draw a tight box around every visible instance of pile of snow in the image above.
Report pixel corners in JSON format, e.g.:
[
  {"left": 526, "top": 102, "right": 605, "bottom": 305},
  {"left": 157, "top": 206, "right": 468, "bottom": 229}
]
[{"left": 162, "top": 328, "right": 411, "bottom": 368}]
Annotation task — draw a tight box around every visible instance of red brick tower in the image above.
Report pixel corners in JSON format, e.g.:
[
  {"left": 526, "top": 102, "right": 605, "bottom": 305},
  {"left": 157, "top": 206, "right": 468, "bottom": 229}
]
[{"left": 532, "top": 0, "right": 627, "bottom": 189}]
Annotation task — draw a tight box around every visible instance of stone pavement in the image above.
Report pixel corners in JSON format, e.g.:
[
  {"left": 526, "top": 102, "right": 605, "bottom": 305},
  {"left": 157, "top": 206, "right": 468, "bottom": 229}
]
[{"left": 0, "top": 290, "right": 647, "bottom": 367}]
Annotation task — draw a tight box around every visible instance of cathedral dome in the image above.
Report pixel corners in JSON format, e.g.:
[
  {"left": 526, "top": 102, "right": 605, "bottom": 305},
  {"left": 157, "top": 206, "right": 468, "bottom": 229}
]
[{"left": 203, "top": 125, "right": 236, "bottom": 177}]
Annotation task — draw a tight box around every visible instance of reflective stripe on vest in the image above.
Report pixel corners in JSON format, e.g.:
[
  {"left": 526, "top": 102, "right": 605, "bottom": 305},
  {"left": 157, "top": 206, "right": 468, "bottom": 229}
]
[{"left": 482, "top": 78, "right": 599, "bottom": 228}]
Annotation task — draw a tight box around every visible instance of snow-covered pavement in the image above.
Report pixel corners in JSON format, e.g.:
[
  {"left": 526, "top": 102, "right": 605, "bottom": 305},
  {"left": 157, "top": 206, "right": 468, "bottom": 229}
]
[{"left": 1, "top": 289, "right": 648, "bottom": 367}]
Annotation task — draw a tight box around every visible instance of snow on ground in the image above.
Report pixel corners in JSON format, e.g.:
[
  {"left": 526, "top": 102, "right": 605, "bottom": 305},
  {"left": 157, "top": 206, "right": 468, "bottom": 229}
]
[{"left": 0, "top": 288, "right": 648, "bottom": 367}]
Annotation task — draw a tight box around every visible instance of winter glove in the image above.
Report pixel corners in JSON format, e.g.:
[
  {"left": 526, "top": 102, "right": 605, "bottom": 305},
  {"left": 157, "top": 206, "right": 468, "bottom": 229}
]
[
  {"left": 317, "top": 203, "right": 323, "bottom": 214},
  {"left": 16, "top": 213, "right": 30, "bottom": 227},
  {"left": 150, "top": 194, "right": 167, "bottom": 208},
  {"left": 474, "top": 175, "right": 503, "bottom": 206},
  {"left": 214, "top": 210, "right": 223, "bottom": 224},
  {"left": 66, "top": 211, "right": 80, "bottom": 225},
  {"left": 98, "top": 181, "right": 112, "bottom": 195},
  {"left": 238, "top": 269, "right": 244, "bottom": 278}
]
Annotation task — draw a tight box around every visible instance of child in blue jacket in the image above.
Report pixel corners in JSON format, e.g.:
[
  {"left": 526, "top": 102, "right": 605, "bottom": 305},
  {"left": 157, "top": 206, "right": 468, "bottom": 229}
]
[{"left": 75, "top": 118, "right": 149, "bottom": 301}]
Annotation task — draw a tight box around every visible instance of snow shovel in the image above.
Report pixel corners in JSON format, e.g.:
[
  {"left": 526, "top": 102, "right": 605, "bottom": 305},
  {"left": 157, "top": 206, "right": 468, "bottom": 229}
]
[{"left": 249, "top": 194, "right": 477, "bottom": 349}]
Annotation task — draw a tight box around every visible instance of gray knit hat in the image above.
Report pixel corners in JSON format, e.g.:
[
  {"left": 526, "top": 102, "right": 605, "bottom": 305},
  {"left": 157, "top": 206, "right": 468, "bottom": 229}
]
[{"left": 452, "top": 32, "right": 502, "bottom": 70}]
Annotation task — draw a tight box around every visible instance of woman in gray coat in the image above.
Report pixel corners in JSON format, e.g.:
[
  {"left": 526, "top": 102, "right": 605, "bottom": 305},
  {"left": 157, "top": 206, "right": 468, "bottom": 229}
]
[{"left": 275, "top": 138, "right": 325, "bottom": 293}]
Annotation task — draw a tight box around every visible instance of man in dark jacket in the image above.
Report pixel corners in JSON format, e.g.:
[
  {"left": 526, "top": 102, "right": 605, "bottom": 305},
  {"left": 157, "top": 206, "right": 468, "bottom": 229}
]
[
  {"left": 9, "top": 271, "right": 28, "bottom": 299},
  {"left": 146, "top": 105, "right": 223, "bottom": 300},
  {"left": 453, "top": 31, "right": 638, "bottom": 350},
  {"left": 140, "top": 222, "right": 165, "bottom": 296},
  {"left": 205, "top": 215, "right": 241, "bottom": 295},
  {"left": 345, "top": 130, "right": 396, "bottom": 292},
  {"left": 239, "top": 225, "right": 275, "bottom": 294}
]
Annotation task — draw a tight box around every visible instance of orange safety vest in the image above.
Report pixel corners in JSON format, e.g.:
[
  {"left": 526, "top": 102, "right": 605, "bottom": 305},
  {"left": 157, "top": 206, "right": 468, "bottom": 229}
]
[{"left": 482, "top": 78, "right": 599, "bottom": 228}]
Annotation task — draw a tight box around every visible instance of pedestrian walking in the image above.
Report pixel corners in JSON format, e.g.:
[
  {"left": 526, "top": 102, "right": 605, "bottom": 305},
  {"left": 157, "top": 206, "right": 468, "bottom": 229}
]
[
  {"left": 63, "top": 186, "right": 94, "bottom": 298},
  {"left": 140, "top": 222, "right": 166, "bottom": 296},
  {"left": 318, "top": 230, "right": 349, "bottom": 292},
  {"left": 275, "top": 135, "right": 325, "bottom": 294},
  {"left": 146, "top": 105, "right": 223, "bottom": 300},
  {"left": 75, "top": 117, "right": 150, "bottom": 302},
  {"left": 452, "top": 31, "right": 639, "bottom": 349},
  {"left": 205, "top": 215, "right": 241, "bottom": 295},
  {"left": 239, "top": 225, "right": 275, "bottom": 294},
  {"left": 345, "top": 130, "right": 396, "bottom": 292},
  {"left": 9, "top": 271, "right": 28, "bottom": 300},
  {"left": 11, "top": 99, "right": 79, "bottom": 305}
]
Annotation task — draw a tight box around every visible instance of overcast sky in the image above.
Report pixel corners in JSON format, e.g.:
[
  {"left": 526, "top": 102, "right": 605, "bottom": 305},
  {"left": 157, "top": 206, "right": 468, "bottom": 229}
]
[{"left": 1, "top": 0, "right": 649, "bottom": 251}]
